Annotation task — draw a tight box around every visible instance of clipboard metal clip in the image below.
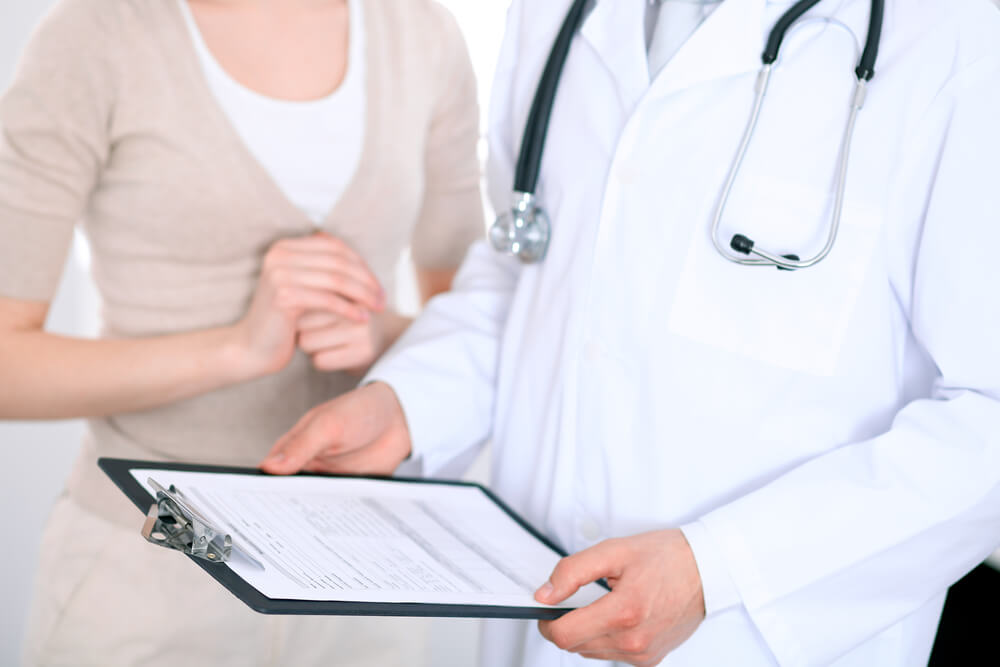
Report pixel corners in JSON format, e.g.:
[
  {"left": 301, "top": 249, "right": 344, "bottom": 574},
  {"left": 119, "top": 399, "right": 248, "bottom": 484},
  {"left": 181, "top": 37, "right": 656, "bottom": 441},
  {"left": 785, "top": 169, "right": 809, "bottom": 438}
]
[{"left": 141, "top": 478, "right": 232, "bottom": 564}]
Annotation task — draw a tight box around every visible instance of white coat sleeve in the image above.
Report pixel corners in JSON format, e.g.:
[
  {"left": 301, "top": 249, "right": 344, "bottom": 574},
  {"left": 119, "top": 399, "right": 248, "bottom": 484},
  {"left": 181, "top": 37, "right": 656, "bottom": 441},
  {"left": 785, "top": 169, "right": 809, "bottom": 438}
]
[
  {"left": 691, "top": 55, "right": 1000, "bottom": 665},
  {"left": 364, "top": 1, "right": 526, "bottom": 476}
]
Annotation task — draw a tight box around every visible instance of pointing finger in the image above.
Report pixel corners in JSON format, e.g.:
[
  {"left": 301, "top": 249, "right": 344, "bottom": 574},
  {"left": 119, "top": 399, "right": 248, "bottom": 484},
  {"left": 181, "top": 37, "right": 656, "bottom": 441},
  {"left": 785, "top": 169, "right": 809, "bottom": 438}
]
[
  {"left": 261, "top": 406, "right": 343, "bottom": 475},
  {"left": 300, "top": 436, "right": 401, "bottom": 477}
]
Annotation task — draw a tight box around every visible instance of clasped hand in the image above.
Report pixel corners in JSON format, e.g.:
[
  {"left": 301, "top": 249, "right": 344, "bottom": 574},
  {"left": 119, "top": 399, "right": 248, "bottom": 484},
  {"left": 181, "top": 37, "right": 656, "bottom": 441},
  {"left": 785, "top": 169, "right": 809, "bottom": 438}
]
[{"left": 234, "top": 232, "right": 391, "bottom": 377}]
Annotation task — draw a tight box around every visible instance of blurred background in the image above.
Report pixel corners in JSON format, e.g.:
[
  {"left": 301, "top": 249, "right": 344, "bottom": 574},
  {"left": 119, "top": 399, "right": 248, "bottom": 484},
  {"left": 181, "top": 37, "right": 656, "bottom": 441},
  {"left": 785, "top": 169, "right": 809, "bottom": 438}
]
[
  {"left": 2, "top": 1, "right": 999, "bottom": 665},
  {"left": 0, "top": 3, "right": 102, "bottom": 658}
]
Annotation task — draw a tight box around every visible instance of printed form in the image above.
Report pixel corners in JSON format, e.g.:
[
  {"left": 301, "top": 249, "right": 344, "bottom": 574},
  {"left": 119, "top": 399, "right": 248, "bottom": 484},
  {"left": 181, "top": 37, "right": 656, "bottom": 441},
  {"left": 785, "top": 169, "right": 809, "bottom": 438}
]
[{"left": 131, "top": 469, "right": 608, "bottom": 610}]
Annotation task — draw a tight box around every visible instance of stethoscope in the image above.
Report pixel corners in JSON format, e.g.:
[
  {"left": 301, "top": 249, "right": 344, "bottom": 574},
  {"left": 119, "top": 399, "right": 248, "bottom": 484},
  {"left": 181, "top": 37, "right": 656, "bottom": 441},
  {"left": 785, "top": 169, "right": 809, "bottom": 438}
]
[{"left": 489, "top": 0, "right": 885, "bottom": 270}]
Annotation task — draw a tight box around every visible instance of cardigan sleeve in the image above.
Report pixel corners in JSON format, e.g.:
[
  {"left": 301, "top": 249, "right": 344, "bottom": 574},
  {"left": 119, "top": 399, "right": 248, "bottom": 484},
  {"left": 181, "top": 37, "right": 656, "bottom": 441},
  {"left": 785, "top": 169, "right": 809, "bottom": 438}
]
[
  {"left": 0, "top": 0, "right": 118, "bottom": 302},
  {"left": 408, "top": 3, "right": 485, "bottom": 271}
]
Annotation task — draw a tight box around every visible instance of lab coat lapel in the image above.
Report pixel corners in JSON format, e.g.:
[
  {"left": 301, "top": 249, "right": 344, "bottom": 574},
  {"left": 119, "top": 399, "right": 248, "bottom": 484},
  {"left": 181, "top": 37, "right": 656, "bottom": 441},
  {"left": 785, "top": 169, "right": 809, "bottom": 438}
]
[
  {"left": 649, "top": 0, "right": 767, "bottom": 98},
  {"left": 579, "top": 0, "right": 650, "bottom": 111}
]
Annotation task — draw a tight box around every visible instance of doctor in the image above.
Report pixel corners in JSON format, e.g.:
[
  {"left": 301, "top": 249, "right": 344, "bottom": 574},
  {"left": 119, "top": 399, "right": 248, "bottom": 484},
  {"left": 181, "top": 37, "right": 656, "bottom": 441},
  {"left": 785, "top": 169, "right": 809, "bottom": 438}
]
[{"left": 262, "top": 0, "right": 1000, "bottom": 665}]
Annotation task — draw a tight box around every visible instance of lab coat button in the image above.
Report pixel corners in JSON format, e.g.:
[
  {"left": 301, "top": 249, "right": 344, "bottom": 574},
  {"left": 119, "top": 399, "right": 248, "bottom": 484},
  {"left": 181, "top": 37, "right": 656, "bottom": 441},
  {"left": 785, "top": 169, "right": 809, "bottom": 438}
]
[
  {"left": 583, "top": 340, "right": 602, "bottom": 362},
  {"left": 580, "top": 519, "right": 602, "bottom": 542}
]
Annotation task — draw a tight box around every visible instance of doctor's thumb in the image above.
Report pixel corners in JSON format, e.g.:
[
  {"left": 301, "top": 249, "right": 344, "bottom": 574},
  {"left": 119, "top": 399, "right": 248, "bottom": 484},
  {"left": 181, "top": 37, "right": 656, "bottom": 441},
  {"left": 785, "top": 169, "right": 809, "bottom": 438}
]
[{"left": 536, "top": 540, "right": 619, "bottom": 605}]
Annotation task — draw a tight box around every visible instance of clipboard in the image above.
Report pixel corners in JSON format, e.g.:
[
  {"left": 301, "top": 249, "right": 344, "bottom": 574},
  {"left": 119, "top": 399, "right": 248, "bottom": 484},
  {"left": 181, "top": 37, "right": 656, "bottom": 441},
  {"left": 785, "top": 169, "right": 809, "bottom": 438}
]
[{"left": 99, "top": 457, "right": 606, "bottom": 620}]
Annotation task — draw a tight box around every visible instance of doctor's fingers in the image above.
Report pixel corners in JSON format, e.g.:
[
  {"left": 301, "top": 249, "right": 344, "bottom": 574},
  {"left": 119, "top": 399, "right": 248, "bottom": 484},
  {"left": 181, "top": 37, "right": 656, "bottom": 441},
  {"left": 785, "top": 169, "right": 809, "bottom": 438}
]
[
  {"left": 261, "top": 402, "right": 348, "bottom": 474},
  {"left": 537, "top": 539, "right": 627, "bottom": 605},
  {"left": 538, "top": 589, "right": 641, "bottom": 653},
  {"left": 300, "top": 434, "right": 405, "bottom": 476},
  {"left": 566, "top": 622, "right": 671, "bottom": 666},
  {"left": 265, "top": 264, "right": 383, "bottom": 314},
  {"left": 261, "top": 383, "right": 409, "bottom": 475},
  {"left": 268, "top": 416, "right": 403, "bottom": 477},
  {"left": 577, "top": 648, "right": 664, "bottom": 667},
  {"left": 573, "top": 630, "right": 674, "bottom": 667},
  {"left": 261, "top": 384, "right": 392, "bottom": 472}
]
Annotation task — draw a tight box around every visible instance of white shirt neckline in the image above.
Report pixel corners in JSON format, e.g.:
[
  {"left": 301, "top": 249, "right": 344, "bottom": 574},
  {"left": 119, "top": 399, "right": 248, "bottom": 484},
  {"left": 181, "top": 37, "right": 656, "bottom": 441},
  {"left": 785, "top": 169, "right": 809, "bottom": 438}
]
[
  {"left": 177, "top": 0, "right": 364, "bottom": 109},
  {"left": 177, "top": 0, "right": 367, "bottom": 225}
]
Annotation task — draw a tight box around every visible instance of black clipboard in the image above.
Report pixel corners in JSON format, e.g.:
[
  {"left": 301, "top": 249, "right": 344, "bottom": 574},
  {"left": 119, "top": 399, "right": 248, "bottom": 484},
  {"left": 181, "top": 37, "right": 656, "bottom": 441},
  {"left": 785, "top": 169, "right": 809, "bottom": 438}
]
[{"left": 100, "top": 457, "right": 595, "bottom": 620}]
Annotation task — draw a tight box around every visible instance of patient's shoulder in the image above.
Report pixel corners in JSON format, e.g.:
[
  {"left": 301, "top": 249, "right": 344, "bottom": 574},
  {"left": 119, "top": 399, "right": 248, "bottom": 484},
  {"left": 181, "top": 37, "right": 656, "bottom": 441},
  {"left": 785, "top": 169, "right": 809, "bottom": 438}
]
[
  {"left": 366, "top": 0, "right": 474, "bottom": 102},
  {"left": 370, "top": 0, "right": 468, "bottom": 58}
]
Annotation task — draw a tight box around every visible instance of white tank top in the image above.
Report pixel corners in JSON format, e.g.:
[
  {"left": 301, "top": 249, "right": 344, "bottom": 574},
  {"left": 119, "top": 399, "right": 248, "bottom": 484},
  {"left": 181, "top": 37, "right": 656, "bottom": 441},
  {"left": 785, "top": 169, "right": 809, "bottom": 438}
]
[{"left": 178, "top": 0, "right": 365, "bottom": 225}]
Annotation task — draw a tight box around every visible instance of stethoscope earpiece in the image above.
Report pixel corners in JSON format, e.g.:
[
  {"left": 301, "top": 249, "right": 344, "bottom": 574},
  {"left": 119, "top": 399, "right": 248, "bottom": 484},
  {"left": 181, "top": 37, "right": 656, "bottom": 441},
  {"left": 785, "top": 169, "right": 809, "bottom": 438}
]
[
  {"left": 729, "top": 233, "right": 805, "bottom": 271},
  {"left": 730, "top": 234, "right": 755, "bottom": 255}
]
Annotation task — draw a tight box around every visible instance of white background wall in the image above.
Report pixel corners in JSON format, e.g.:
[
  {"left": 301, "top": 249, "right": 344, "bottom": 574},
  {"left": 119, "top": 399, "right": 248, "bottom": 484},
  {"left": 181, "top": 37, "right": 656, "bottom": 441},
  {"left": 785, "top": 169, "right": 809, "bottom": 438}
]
[
  {"left": 0, "top": 1, "right": 100, "bottom": 658},
  {"left": 0, "top": 0, "right": 506, "bottom": 663}
]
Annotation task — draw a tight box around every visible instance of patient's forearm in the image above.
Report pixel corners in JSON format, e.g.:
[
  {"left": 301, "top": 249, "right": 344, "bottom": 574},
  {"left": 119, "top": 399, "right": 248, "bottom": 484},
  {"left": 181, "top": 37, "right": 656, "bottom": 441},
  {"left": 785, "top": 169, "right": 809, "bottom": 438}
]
[{"left": 0, "top": 327, "right": 255, "bottom": 419}]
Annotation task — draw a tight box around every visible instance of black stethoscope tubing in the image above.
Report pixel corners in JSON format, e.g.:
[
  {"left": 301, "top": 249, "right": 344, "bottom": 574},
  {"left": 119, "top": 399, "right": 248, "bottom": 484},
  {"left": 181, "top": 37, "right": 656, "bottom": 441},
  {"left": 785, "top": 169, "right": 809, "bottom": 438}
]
[
  {"left": 500, "top": 0, "right": 885, "bottom": 266},
  {"left": 512, "top": 0, "right": 590, "bottom": 195},
  {"left": 764, "top": 0, "right": 883, "bottom": 81}
]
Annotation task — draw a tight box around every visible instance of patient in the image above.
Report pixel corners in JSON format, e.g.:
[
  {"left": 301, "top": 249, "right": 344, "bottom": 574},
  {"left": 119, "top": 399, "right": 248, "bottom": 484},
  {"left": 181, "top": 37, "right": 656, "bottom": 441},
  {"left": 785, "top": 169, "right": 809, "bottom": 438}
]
[{"left": 0, "top": 0, "right": 483, "bottom": 664}]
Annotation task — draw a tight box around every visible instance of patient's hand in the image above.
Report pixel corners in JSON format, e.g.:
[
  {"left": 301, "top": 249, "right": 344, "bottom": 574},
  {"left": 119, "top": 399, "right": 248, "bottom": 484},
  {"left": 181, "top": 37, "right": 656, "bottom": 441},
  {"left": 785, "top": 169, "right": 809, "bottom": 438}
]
[
  {"left": 237, "top": 233, "right": 385, "bottom": 376},
  {"left": 296, "top": 310, "right": 408, "bottom": 376},
  {"left": 260, "top": 381, "right": 412, "bottom": 476}
]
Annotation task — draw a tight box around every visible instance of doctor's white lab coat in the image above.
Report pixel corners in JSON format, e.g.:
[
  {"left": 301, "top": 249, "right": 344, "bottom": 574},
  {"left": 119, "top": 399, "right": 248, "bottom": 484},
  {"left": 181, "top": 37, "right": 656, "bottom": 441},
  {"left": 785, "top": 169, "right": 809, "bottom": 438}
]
[{"left": 368, "top": 0, "right": 1000, "bottom": 664}]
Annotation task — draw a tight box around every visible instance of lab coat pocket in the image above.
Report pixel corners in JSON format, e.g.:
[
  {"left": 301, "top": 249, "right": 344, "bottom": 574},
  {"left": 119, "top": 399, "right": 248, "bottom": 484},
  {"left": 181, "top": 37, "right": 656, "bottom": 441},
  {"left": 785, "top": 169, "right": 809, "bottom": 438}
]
[{"left": 665, "top": 179, "right": 882, "bottom": 376}]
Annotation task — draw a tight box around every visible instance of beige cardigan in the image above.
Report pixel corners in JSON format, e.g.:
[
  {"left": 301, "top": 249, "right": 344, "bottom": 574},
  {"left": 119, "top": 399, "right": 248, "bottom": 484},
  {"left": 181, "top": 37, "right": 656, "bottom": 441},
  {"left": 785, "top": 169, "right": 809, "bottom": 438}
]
[{"left": 0, "top": 0, "right": 484, "bottom": 527}]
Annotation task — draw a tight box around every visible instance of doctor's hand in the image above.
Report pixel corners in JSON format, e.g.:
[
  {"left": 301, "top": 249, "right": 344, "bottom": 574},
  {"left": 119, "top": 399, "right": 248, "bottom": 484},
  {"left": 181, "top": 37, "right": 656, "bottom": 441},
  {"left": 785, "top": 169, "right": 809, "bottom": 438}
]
[
  {"left": 260, "top": 381, "right": 412, "bottom": 476},
  {"left": 536, "top": 530, "right": 705, "bottom": 666},
  {"left": 234, "top": 233, "right": 386, "bottom": 378},
  {"left": 296, "top": 310, "right": 410, "bottom": 376}
]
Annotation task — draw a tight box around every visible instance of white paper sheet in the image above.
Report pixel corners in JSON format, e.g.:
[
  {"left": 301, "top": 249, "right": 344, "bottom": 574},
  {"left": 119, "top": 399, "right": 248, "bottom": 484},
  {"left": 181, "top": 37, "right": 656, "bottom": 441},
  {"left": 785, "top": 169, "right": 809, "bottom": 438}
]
[{"left": 132, "top": 469, "right": 608, "bottom": 610}]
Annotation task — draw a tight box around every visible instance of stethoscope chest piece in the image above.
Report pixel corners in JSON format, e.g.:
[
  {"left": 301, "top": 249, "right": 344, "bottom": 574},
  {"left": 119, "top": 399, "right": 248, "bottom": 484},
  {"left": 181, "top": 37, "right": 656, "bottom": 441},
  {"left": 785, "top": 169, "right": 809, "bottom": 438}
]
[{"left": 489, "top": 191, "right": 551, "bottom": 263}]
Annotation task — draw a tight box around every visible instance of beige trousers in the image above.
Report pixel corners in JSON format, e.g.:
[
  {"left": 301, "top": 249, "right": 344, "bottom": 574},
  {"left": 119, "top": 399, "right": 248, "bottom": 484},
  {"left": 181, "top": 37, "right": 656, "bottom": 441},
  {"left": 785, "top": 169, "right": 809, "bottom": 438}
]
[{"left": 22, "top": 496, "right": 431, "bottom": 667}]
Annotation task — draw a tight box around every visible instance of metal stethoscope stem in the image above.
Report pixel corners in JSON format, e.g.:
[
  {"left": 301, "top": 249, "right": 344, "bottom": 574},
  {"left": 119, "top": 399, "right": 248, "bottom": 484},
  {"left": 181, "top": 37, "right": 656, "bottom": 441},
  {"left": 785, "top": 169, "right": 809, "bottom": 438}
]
[{"left": 711, "top": 64, "right": 869, "bottom": 271}]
